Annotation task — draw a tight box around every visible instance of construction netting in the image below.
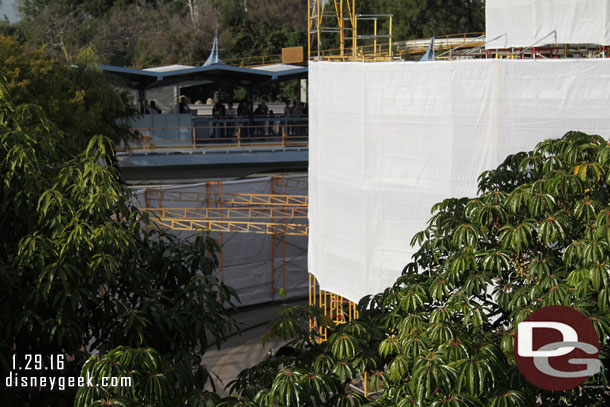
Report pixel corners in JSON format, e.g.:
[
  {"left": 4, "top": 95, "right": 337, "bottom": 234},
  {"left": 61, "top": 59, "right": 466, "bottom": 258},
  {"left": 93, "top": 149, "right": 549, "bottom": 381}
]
[
  {"left": 308, "top": 59, "right": 610, "bottom": 303},
  {"left": 486, "top": 0, "right": 610, "bottom": 49},
  {"left": 132, "top": 175, "right": 308, "bottom": 306}
]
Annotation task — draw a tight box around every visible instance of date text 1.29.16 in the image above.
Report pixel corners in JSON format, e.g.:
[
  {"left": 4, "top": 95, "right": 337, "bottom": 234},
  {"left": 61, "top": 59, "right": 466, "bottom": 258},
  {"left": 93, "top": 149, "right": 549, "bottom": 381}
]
[{"left": 12, "top": 354, "right": 65, "bottom": 371}]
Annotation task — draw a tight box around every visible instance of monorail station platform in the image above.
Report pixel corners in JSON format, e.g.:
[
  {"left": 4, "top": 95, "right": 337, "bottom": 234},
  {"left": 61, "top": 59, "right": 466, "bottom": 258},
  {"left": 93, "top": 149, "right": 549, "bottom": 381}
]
[
  {"left": 100, "top": 41, "right": 308, "bottom": 183},
  {"left": 117, "top": 144, "right": 308, "bottom": 184}
]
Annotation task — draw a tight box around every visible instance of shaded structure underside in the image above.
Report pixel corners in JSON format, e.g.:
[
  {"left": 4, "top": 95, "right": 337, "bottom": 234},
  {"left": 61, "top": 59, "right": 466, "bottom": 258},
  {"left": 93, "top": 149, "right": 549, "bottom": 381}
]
[{"left": 117, "top": 146, "right": 308, "bottom": 184}]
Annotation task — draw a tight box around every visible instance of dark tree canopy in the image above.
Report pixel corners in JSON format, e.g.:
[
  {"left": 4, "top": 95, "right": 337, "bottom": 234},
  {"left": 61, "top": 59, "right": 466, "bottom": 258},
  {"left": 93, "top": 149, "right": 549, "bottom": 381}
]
[
  {"left": 223, "top": 132, "right": 610, "bottom": 407},
  {"left": 0, "top": 35, "right": 135, "bottom": 158},
  {"left": 4, "top": 1, "right": 484, "bottom": 67},
  {"left": 0, "top": 77, "right": 238, "bottom": 406}
]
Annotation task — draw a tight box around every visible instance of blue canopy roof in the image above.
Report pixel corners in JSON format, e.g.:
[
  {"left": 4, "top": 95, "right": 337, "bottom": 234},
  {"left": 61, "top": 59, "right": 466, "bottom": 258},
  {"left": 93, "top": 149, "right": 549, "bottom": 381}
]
[{"left": 99, "top": 63, "right": 308, "bottom": 89}]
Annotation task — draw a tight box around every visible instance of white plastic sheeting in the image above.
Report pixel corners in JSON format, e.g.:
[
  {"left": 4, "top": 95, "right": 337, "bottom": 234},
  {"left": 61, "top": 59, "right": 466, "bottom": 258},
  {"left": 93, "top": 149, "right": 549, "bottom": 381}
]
[
  {"left": 308, "top": 59, "right": 610, "bottom": 302},
  {"left": 486, "top": 0, "right": 610, "bottom": 49},
  {"left": 132, "top": 175, "right": 308, "bottom": 306}
]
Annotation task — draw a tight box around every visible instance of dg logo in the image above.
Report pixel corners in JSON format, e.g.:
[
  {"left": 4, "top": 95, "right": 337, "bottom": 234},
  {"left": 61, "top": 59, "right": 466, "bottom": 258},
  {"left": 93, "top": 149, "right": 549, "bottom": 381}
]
[{"left": 514, "top": 305, "right": 601, "bottom": 391}]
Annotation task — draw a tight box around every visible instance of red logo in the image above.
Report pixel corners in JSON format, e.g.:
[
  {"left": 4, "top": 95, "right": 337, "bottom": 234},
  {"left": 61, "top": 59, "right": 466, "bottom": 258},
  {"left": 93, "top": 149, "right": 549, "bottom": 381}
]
[{"left": 514, "top": 305, "right": 600, "bottom": 391}]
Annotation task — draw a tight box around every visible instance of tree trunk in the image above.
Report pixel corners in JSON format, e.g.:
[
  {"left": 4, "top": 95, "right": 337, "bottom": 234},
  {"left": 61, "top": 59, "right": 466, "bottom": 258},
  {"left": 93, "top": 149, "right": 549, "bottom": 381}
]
[{"left": 187, "top": 0, "right": 199, "bottom": 26}]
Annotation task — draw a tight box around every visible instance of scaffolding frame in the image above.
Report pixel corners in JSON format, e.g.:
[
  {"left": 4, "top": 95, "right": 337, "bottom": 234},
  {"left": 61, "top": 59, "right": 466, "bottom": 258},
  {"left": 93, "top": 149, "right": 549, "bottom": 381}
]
[
  {"left": 144, "top": 190, "right": 308, "bottom": 208},
  {"left": 308, "top": 273, "right": 359, "bottom": 343},
  {"left": 140, "top": 178, "right": 358, "bottom": 339},
  {"left": 308, "top": 0, "right": 393, "bottom": 61}
]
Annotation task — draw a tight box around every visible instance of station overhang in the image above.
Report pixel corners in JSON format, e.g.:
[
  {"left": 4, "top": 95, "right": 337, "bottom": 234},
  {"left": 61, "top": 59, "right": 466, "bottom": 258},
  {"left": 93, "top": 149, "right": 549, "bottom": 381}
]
[{"left": 99, "top": 63, "right": 308, "bottom": 90}]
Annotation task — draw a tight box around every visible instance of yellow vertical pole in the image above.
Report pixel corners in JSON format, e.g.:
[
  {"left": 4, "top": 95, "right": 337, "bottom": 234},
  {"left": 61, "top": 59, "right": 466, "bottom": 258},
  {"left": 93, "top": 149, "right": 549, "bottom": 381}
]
[
  {"left": 220, "top": 227, "right": 224, "bottom": 281},
  {"left": 389, "top": 16, "right": 393, "bottom": 57},
  {"left": 321, "top": 287, "right": 326, "bottom": 341},
  {"left": 282, "top": 236, "right": 286, "bottom": 295},
  {"left": 353, "top": 10, "right": 357, "bottom": 60},
  {"left": 309, "top": 274, "right": 313, "bottom": 307},
  {"left": 309, "top": 274, "right": 314, "bottom": 335},
  {"left": 340, "top": 0, "right": 344, "bottom": 57},
  {"left": 271, "top": 234, "right": 276, "bottom": 299},
  {"left": 374, "top": 18, "right": 377, "bottom": 58},
  {"left": 307, "top": 1, "right": 310, "bottom": 59},
  {"left": 271, "top": 179, "right": 277, "bottom": 300},
  {"left": 364, "top": 371, "right": 368, "bottom": 398},
  {"left": 217, "top": 182, "right": 224, "bottom": 282},
  {"left": 317, "top": 0, "right": 321, "bottom": 59}
]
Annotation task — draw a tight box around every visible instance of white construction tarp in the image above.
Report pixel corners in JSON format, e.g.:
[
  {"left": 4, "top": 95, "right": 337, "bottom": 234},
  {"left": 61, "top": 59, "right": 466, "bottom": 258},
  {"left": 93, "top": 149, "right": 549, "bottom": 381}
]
[
  {"left": 308, "top": 59, "right": 610, "bottom": 303},
  {"left": 132, "top": 175, "right": 308, "bottom": 306},
  {"left": 486, "top": 0, "right": 610, "bottom": 49}
]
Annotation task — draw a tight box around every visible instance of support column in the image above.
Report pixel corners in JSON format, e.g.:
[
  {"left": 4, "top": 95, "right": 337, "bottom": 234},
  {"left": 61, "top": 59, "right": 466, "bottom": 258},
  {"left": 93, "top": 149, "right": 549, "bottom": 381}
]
[{"left": 248, "top": 86, "right": 255, "bottom": 138}]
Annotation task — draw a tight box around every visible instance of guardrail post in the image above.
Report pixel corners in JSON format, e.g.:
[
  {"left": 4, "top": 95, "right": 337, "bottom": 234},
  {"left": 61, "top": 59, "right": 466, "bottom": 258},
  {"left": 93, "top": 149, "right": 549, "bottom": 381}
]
[
  {"left": 192, "top": 126, "right": 196, "bottom": 148},
  {"left": 146, "top": 128, "right": 151, "bottom": 151},
  {"left": 237, "top": 128, "right": 241, "bottom": 147},
  {"left": 282, "top": 125, "right": 286, "bottom": 146}
]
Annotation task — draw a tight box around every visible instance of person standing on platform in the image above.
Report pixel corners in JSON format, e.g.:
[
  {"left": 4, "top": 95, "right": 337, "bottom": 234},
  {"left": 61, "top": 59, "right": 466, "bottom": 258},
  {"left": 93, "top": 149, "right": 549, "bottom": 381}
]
[
  {"left": 268, "top": 109, "right": 277, "bottom": 138},
  {"left": 237, "top": 101, "right": 248, "bottom": 139},
  {"left": 179, "top": 96, "right": 191, "bottom": 114},
  {"left": 147, "top": 100, "right": 161, "bottom": 114},
  {"left": 283, "top": 100, "right": 293, "bottom": 137},
  {"left": 226, "top": 102, "right": 237, "bottom": 140},
  {"left": 212, "top": 101, "right": 225, "bottom": 141},
  {"left": 254, "top": 103, "right": 266, "bottom": 139},
  {"left": 292, "top": 101, "right": 304, "bottom": 138}
]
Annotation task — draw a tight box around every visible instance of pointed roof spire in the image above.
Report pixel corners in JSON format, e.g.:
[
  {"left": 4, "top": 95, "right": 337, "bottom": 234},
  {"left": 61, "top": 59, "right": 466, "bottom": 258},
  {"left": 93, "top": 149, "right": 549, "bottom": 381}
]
[
  {"left": 203, "top": 34, "right": 223, "bottom": 66},
  {"left": 420, "top": 35, "right": 435, "bottom": 61}
]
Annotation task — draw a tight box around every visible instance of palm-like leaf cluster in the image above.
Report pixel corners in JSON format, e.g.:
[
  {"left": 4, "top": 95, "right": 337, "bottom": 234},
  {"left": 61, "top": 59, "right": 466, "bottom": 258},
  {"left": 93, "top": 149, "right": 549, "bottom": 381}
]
[
  {"left": 223, "top": 132, "right": 609, "bottom": 406},
  {"left": 1, "top": 83, "right": 238, "bottom": 407}
]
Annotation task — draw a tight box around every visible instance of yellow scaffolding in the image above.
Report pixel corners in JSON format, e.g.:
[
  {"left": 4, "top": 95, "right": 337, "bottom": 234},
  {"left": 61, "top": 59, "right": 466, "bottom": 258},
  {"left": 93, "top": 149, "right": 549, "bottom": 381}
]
[
  {"left": 309, "top": 273, "right": 359, "bottom": 343},
  {"left": 141, "top": 207, "right": 308, "bottom": 220},
  {"left": 144, "top": 190, "right": 308, "bottom": 207},
  {"left": 140, "top": 180, "right": 357, "bottom": 340},
  {"left": 147, "top": 216, "right": 309, "bottom": 236},
  {"left": 308, "top": 0, "right": 393, "bottom": 61}
]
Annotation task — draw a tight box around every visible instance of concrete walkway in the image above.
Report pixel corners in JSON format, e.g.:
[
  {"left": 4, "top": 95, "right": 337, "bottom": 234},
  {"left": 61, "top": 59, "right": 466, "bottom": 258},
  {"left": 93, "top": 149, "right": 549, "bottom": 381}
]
[{"left": 203, "top": 298, "right": 307, "bottom": 396}]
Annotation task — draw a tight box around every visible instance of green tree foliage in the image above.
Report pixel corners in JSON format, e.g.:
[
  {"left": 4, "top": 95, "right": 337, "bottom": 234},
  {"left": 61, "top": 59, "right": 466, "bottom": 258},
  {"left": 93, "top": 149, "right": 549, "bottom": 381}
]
[
  {"left": 213, "top": 0, "right": 307, "bottom": 58},
  {"left": 0, "top": 79, "right": 238, "bottom": 406},
  {"left": 13, "top": 0, "right": 307, "bottom": 67},
  {"left": 360, "top": 0, "right": 485, "bottom": 41},
  {"left": 0, "top": 35, "right": 135, "bottom": 157},
  {"left": 75, "top": 347, "right": 169, "bottom": 407},
  {"left": 226, "top": 132, "right": 610, "bottom": 406},
  {"left": 9, "top": 1, "right": 486, "bottom": 67}
]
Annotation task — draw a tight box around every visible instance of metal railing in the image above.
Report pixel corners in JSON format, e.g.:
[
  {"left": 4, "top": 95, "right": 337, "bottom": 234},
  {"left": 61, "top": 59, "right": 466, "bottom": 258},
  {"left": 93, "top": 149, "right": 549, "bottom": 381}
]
[
  {"left": 121, "top": 115, "right": 308, "bottom": 151},
  {"left": 311, "top": 32, "right": 485, "bottom": 61},
  {"left": 223, "top": 53, "right": 283, "bottom": 67}
]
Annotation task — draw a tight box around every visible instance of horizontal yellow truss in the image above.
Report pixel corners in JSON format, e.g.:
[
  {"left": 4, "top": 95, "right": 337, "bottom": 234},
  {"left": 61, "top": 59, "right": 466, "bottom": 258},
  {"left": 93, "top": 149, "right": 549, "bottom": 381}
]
[
  {"left": 141, "top": 207, "right": 307, "bottom": 220},
  {"left": 145, "top": 191, "right": 308, "bottom": 207},
  {"left": 149, "top": 218, "right": 309, "bottom": 236}
]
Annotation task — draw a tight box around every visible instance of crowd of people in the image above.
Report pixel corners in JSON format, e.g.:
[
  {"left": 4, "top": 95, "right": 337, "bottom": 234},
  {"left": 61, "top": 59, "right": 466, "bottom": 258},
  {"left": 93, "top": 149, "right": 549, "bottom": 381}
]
[
  {"left": 210, "top": 100, "right": 308, "bottom": 118},
  {"left": 142, "top": 98, "right": 308, "bottom": 142},
  {"left": 143, "top": 98, "right": 308, "bottom": 118},
  {"left": 207, "top": 100, "right": 308, "bottom": 140}
]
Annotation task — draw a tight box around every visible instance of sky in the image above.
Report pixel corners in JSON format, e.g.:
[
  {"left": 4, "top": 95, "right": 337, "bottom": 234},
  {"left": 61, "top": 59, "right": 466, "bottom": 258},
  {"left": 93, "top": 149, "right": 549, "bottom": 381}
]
[{"left": 0, "top": 0, "right": 20, "bottom": 23}]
